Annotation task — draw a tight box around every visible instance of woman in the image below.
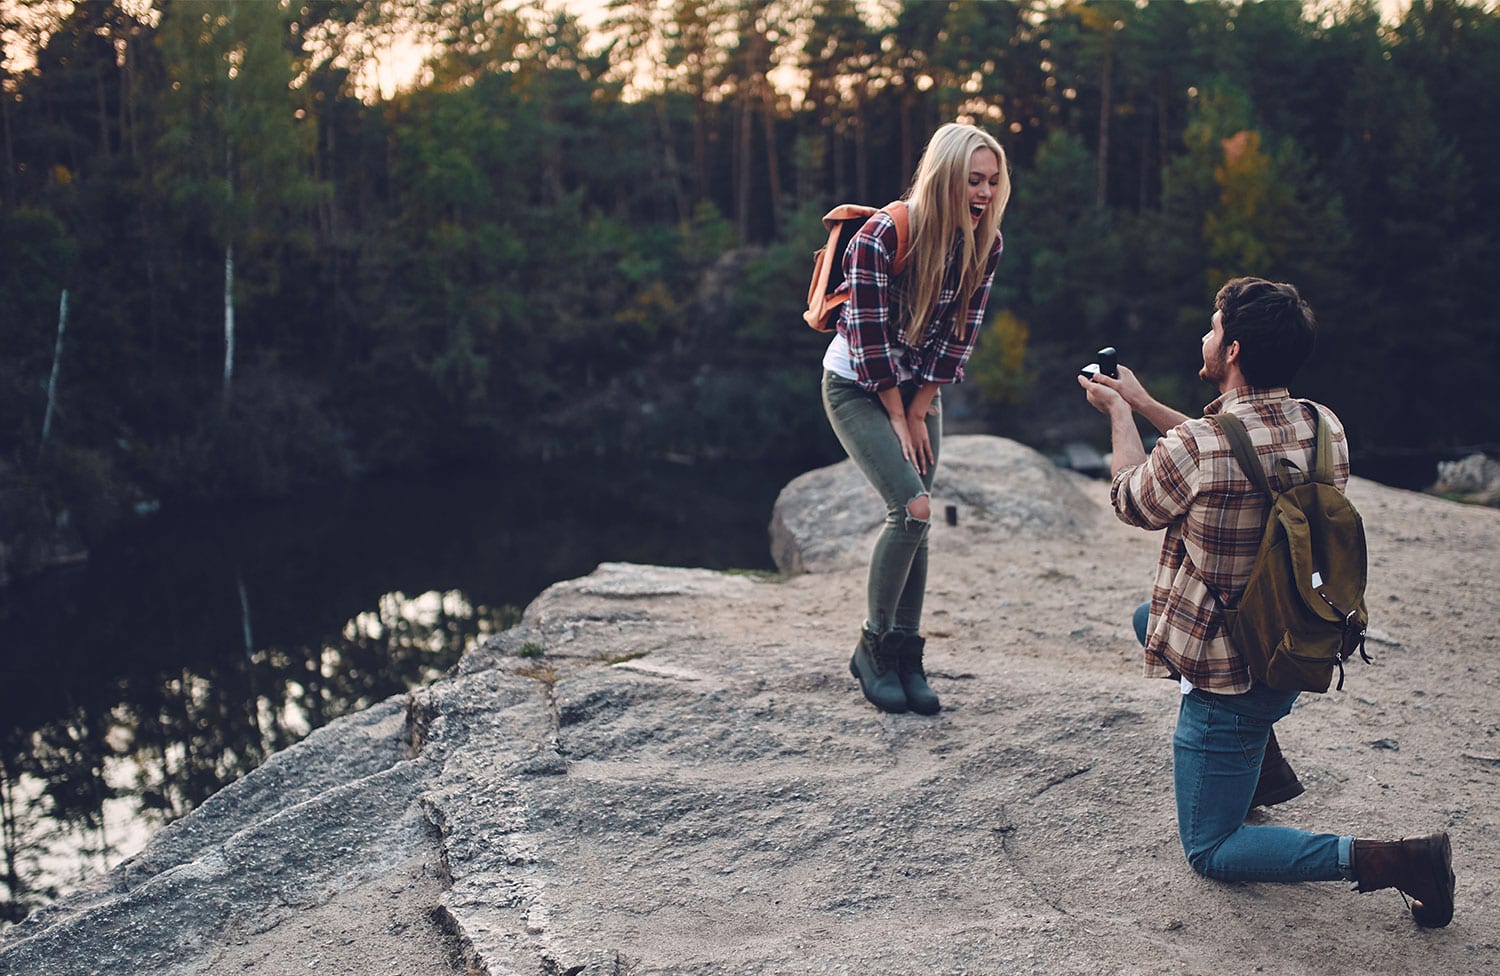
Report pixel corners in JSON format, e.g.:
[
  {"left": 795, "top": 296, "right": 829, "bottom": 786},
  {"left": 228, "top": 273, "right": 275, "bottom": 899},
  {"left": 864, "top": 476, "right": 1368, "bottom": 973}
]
[{"left": 822, "top": 122, "right": 1010, "bottom": 715}]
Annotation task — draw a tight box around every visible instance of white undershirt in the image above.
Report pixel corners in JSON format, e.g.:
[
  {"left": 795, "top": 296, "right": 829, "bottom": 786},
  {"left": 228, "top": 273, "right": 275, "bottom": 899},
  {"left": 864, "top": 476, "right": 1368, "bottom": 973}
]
[{"left": 822, "top": 331, "right": 914, "bottom": 383}]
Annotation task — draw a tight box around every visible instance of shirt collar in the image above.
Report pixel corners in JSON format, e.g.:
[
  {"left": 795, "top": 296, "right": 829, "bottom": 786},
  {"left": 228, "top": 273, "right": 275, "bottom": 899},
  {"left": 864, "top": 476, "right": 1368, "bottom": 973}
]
[{"left": 1203, "top": 385, "right": 1292, "bottom": 416}]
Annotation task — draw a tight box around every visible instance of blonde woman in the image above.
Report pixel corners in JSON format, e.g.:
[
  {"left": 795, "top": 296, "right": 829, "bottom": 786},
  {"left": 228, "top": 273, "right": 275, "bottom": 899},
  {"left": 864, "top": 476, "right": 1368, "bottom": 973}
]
[{"left": 821, "top": 122, "right": 1010, "bottom": 714}]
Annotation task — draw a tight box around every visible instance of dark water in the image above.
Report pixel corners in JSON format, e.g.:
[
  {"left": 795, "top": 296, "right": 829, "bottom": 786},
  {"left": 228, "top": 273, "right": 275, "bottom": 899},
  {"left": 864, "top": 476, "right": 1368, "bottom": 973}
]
[{"left": 0, "top": 457, "right": 804, "bottom": 924}]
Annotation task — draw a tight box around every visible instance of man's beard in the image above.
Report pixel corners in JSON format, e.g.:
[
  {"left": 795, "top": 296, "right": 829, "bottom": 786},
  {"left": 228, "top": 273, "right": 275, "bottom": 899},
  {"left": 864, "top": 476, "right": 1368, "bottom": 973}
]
[{"left": 1200, "top": 349, "right": 1228, "bottom": 386}]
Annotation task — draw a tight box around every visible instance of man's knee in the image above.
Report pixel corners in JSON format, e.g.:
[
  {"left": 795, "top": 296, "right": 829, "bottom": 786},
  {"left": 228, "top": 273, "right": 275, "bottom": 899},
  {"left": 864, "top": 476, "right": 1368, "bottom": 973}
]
[
  {"left": 1184, "top": 847, "right": 1215, "bottom": 878},
  {"left": 906, "top": 493, "right": 931, "bottom": 522},
  {"left": 1133, "top": 601, "right": 1151, "bottom": 647}
]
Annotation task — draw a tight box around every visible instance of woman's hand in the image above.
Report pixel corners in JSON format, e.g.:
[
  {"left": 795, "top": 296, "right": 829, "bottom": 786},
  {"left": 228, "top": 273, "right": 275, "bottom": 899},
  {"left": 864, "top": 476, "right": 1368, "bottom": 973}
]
[
  {"left": 887, "top": 412, "right": 917, "bottom": 469},
  {"left": 905, "top": 411, "right": 934, "bottom": 475},
  {"left": 899, "top": 381, "right": 940, "bottom": 475},
  {"left": 878, "top": 386, "right": 919, "bottom": 471}
]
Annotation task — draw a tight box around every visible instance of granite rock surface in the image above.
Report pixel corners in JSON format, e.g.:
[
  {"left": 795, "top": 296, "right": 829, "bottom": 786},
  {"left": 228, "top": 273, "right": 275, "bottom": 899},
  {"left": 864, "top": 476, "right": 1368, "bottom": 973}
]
[{"left": 4, "top": 435, "right": 1498, "bottom": 976}]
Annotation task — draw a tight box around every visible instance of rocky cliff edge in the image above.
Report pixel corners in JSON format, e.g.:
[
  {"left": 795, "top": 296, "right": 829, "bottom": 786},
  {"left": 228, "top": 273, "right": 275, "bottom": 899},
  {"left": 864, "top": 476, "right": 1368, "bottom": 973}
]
[{"left": 3, "top": 435, "right": 1498, "bottom": 976}]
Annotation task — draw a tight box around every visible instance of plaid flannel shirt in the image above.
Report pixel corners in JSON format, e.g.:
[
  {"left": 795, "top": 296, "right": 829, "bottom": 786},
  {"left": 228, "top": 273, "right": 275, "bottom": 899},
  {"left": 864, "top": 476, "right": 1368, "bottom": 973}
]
[
  {"left": 1111, "top": 387, "right": 1351, "bottom": 693},
  {"left": 838, "top": 209, "right": 1003, "bottom": 392}
]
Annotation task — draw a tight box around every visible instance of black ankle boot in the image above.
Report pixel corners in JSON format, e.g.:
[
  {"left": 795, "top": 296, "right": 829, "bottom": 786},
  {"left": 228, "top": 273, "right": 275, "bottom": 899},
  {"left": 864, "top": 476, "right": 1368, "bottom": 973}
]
[
  {"left": 890, "top": 633, "right": 940, "bottom": 715},
  {"left": 849, "top": 629, "right": 908, "bottom": 713},
  {"left": 1353, "top": 833, "right": 1455, "bottom": 927},
  {"left": 1251, "top": 728, "right": 1305, "bottom": 807}
]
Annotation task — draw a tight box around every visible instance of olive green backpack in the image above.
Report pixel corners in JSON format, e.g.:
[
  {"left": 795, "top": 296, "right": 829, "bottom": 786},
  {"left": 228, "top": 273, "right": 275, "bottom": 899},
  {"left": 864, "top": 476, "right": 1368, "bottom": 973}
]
[{"left": 1212, "top": 406, "right": 1371, "bottom": 692}]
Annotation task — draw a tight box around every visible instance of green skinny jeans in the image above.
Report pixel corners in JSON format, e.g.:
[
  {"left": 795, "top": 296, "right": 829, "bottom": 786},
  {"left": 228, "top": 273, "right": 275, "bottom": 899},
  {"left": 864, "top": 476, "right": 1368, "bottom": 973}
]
[{"left": 821, "top": 370, "right": 941, "bottom": 636}]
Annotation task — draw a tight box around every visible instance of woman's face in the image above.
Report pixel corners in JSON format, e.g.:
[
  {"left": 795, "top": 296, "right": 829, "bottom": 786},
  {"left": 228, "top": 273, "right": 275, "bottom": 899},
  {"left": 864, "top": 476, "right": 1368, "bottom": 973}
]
[{"left": 965, "top": 148, "right": 1002, "bottom": 227}]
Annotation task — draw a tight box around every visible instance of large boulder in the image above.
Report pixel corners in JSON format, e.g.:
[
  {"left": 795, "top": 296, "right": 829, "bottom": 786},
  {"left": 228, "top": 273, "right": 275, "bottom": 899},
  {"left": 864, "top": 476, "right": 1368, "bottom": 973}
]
[
  {"left": 768, "top": 434, "right": 1098, "bottom": 574},
  {"left": 1431, "top": 452, "right": 1500, "bottom": 505}
]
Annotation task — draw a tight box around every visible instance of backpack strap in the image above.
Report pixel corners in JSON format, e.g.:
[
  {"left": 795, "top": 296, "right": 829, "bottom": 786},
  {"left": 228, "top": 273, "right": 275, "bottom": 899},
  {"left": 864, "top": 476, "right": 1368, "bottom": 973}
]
[
  {"left": 883, "top": 201, "right": 911, "bottom": 277},
  {"left": 1301, "top": 400, "right": 1334, "bottom": 485},
  {"left": 805, "top": 215, "right": 846, "bottom": 329},
  {"left": 1216, "top": 404, "right": 1331, "bottom": 495},
  {"left": 804, "top": 202, "right": 913, "bottom": 332},
  {"left": 1211, "top": 411, "right": 1273, "bottom": 497}
]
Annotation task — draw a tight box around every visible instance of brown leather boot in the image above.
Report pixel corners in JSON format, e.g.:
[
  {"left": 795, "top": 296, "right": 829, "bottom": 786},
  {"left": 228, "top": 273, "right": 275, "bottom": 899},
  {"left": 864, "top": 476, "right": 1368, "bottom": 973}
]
[
  {"left": 1251, "top": 728, "right": 1305, "bottom": 807},
  {"left": 1353, "top": 833, "right": 1455, "bottom": 927}
]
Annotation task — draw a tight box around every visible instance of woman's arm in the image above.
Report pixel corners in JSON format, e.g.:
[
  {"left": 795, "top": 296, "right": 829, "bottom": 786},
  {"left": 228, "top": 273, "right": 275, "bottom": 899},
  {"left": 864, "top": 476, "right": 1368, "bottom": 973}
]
[
  {"left": 878, "top": 385, "right": 917, "bottom": 469},
  {"left": 904, "top": 382, "right": 940, "bottom": 475},
  {"left": 843, "top": 212, "right": 904, "bottom": 393}
]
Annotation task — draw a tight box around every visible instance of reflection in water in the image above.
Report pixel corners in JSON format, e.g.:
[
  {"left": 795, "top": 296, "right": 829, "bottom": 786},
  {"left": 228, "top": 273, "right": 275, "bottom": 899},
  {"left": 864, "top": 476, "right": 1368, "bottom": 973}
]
[
  {"left": 0, "top": 457, "right": 797, "bottom": 927},
  {"left": 3, "top": 587, "right": 515, "bottom": 925}
]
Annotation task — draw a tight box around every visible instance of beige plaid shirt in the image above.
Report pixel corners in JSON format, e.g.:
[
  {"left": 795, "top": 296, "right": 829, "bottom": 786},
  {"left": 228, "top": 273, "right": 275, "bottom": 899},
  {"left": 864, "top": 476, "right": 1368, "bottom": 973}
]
[{"left": 1111, "top": 387, "right": 1350, "bottom": 693}]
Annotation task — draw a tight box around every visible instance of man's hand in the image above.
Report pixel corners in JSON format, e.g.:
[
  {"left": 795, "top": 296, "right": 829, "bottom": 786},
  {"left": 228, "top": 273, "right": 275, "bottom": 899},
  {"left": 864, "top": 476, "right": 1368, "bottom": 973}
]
[
  {"left": 1085, "top": 365, "right": 1189, "bottom": 434},
  {"left": 1078, "top": 372, "right": 1148, "bottom": 474},
  {"left": 1079, "top": 372, "right": 1127, "bottom": 416},
  {"left": 1090, "top": 364, "right": 1149, "bottom": 411}
]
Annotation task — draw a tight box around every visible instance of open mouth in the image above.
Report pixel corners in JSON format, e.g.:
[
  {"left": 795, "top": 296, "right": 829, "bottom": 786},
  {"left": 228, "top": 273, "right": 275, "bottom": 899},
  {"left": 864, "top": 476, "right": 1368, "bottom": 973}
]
[{"left": 969, "top": 204, "right": 985, "bottom": 219}]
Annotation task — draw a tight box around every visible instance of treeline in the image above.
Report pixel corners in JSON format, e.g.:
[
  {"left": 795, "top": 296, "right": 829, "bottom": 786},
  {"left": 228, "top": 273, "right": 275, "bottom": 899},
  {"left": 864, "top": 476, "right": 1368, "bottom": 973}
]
[{"left": 2, "top": 0, "right": 1498, "bottom": 563}]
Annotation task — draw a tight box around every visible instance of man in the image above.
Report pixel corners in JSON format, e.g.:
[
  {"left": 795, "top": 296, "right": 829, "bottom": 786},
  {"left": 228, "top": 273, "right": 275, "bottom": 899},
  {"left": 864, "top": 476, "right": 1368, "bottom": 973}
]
[{"left": 1079, "top": 277, "right": 1454, "bottom": 926}]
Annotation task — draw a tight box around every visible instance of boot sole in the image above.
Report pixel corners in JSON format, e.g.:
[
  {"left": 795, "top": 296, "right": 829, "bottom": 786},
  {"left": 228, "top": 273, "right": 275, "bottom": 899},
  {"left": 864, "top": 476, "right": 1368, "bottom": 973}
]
[
  {"left": 849, "top": 655, "right": 908, "bottom": 713},
  {"left": 1410, "top": 833, "right": 1455, "bottom": 928}
]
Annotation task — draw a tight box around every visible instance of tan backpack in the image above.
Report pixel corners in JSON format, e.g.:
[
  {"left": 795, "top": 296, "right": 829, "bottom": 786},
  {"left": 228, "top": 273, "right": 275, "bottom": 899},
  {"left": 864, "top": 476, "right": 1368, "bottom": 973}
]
[{"left": 803, "top": 201, "right": 910, "bottom": 332}]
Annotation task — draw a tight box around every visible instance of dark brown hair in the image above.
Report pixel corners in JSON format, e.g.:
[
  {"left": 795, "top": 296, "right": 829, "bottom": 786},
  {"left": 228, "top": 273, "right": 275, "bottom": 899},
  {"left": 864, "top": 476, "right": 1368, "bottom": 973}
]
[{"left": 1215, "top": 277, "right": 1317, "bottom": 387}]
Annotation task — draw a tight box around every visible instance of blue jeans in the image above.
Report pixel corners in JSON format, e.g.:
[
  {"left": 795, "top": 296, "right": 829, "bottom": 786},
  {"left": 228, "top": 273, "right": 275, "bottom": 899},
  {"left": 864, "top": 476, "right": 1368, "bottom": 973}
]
[
  {"left": 822, "top": 371, "right": 940, "bottom": 636},
  {"left": 1134, "top": 603, "right": 1355, "bottom": 882}
]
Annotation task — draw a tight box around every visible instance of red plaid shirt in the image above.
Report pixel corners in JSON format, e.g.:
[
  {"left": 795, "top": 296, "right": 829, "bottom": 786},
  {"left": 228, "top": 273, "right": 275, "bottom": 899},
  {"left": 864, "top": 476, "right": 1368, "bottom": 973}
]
[
  {"left": 838, "top": 209, "right": 1003, "bottom": 392},
  {"left": 1111, "top": 388, "right": 1351, "bottom": 693}
]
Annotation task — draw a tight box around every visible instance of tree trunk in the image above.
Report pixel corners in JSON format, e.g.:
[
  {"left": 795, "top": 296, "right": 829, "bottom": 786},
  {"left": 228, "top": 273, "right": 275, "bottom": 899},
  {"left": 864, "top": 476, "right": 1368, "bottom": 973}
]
[
  {"left": 2, "top": 76, "right": 16, "bottom": 208},
  {"left": 901, "top": 89, "right": 915, "bottom": 187},
  {"left": 40, "top": 289, "right": 68, "bottom": 450},
  {"left": 737, "top": 88, "right": 752, "bottom": 241},
  {"left": 120, "top": 32, "right": 136, "bottom": 160},
  {"left": 692, "top": 59, "right": 708, "bottom": 205},
  {"left": 831, "top": 120, "right": 844, "bottom": 199},
  {"left": 223, "top": 67, "right": 235, "bottom": 406},
  {"left": 761, "top": 80, "right": 781, "bottom": 232},
  {"left": 1139, "top": 104, "right": 1151, "bottom": 211},
  {"left": 1096, "top": 28, "right": 1114, "bottom": 210},
  {"left": 1156, "top": 72, "right": 1170, "bottom": 211},
  {"left": 223, "top": 242, "right": 235, "bottom": 404},
  {"left": 854, "top": 93, "right": 868, "bottom": 203},
  {"left": 655, "top": 99, "right": 689, "bottom": 223},
  {"left": 95, "top": 54, "right": 111, "bottom": 159}
]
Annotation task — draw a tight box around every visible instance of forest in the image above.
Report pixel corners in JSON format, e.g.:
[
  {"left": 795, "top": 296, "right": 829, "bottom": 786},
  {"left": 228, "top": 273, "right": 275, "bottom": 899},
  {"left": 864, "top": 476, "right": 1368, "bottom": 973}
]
[{"left": 2, "top": 0, "right": 1499, "bottom": 579}]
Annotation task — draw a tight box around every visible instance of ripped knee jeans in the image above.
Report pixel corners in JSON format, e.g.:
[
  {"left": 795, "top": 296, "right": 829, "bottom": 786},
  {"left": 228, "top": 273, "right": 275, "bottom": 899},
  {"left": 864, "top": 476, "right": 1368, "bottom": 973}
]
[{"left": 821, "top": 371, "right": 941, "bottom": 636}]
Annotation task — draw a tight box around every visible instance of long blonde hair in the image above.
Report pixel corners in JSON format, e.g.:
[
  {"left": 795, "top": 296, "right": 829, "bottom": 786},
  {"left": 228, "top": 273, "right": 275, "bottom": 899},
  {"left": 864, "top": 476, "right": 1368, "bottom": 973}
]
[{"left": 900, "top": 123, "right": 1009, "bottom": 345}]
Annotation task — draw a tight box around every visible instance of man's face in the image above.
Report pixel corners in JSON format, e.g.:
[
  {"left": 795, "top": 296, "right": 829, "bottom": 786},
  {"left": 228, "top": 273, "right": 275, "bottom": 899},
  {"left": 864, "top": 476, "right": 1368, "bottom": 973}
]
[{"left": 1200, "top": 309, "right": 1231, "bottom": 386}]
